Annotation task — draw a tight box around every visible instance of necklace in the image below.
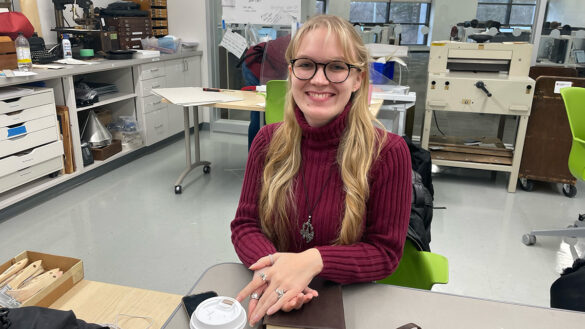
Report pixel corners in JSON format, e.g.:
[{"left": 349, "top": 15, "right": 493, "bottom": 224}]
[{"left": 300, "top": 165, "right": 335, "bottom": 243}]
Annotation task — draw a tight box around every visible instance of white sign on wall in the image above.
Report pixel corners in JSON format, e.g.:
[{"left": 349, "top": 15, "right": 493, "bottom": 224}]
[{"left": 222, "top": 0, "right": 301, "bottom": 25}]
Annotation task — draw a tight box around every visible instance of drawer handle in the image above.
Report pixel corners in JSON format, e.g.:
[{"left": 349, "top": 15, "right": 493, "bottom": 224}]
[
  {"left": 154, "top": 124, "right": 163, "bottom": 129},
  {"left": 151, "top": 68, "right": 159, "bottom": 72},
  {"left": 21, "top": 158, "right": 34, "bottom": 163},
  {"left": 5, "top": 110, "right": 24, "bottom": 116},
  {"left": 18, "top": 168, "right": 32, "bottom": 176},
  {"left": 153, "top": 101, "right": 162, "bottom": 105},
  {"left": 152, "top": 85, "right": 161, "bottom": 89}
]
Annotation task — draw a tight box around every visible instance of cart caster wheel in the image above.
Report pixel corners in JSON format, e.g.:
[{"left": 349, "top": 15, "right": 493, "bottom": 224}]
[
  {"left": 48, "top": 171, "right": 59, "bottom": 178},
  {"left": 562, "top": 184, "right": 577, "bottom": 198},
  {"left": 522, "top": 234, "right": 536, "bottom": 246},
  {"left": 174, "top": 185, "right": 182, "bottom": 194},
  {"left": 203, "top": 165, "right": 211, "bottom": 174},
  {"left": 579, "top": 214, "right": 585, "bottom": 222},
  {"left": 519, "top": 178, "right": 534, "bottom": 191}
]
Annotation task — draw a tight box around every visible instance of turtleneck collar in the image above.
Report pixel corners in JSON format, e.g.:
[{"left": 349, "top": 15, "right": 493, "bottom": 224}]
[{"left": 294, "top": 102, "right": 351, "bottom": 147}]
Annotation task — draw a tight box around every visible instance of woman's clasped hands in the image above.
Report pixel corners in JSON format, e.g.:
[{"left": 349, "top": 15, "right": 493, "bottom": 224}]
[{"left": 235, "top": 249, "right": 323, "bottom": 326}]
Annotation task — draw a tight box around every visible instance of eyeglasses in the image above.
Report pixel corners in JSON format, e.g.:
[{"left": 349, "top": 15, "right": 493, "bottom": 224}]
[{"left": 290, "top": 58, "right": 361, "bottom": 83}]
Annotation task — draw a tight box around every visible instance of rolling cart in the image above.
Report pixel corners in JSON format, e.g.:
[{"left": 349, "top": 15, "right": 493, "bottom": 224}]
[{"left": 518, "top": 66, "right": 585, "bottom": 197}]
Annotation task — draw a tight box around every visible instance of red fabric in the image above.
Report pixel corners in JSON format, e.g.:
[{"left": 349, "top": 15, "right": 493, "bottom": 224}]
[
  {"left": 243, "top": 34, "right": 291, "bottom": 81},
  {"left": 0, "top": 12, "right": 34, "bottom": 40},
  {"left": 231, "top": 104, "right": 412, "bottom": 284}
]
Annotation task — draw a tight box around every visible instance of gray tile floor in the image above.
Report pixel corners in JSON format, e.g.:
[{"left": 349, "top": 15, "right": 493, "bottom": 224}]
[{"left": 1, "top": 130, "right": 583, "bottom": 309}]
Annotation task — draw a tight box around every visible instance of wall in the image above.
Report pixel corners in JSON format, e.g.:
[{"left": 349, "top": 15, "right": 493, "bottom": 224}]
[
  {"left": 327, "top": 0, "right": 350, "bottom": 20},
  {"left": 429, "top": 0, "right": 478, "bottom": 42},
  {"left": 167, "top": 0, "right": 210, "bottom": 123},
  {"left": 547, "top": 0, "right": 585, "bottom": 27}
]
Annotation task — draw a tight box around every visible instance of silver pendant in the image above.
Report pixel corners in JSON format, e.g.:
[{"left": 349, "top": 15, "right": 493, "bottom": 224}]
[{"left": 300, "top": 215, "right": 314, "bottom": 243}]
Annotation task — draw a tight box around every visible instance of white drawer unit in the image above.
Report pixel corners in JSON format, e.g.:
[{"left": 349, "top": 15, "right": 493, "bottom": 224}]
[
  {"left": 140, "top": 94, "right": 166, "bottom": 114},
  {"left": 0, "top": 88, "right": 63, "bottom": 194},
  {"left": 0, "top": 103, "right": 56, "bottom": 127},
  {"left": 143, "top": 107, "right": 168, "bottom": 145},
  {"left": 139, "top": 62, "right": 165, "bottom": 81},
  {"left": 0, "top": 115, "right": 57, "bottom": 141},
  {"left": 0, "top": 141, "right": 63, "bottom": 177},
  {"left": 138, "top": 76, "right": 166, "bottom": 97},
  {"left": 0, "top": 91, "right": 54, "bottom": 115},
  {"left": 0, "top": 157, "right": 63, "bottom": 194}
]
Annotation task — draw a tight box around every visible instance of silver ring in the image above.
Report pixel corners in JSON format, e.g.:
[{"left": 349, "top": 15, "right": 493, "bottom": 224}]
[
  {"left": 268, "top": 254, "right": 274, "bottom": 265},
  {"left": 259, "top": 272, "right": 267, "bottom": 282},
  {"left": 275, "top": 288, "right": 285, "bottom": 299},
  {"left": 250, "top": 292, "right": 260, "bottom": 300}
]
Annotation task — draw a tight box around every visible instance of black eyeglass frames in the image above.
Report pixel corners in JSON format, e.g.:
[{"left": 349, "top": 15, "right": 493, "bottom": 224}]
[{"left": 290, "top": 58, "right": 361, "bottom": 83}]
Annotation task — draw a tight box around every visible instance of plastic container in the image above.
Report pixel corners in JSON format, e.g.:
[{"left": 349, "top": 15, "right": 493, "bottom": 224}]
[
  {"left": 190, "top": 296, "right": 246, "bottom": 329},
  {"left": 15, "top": 32, "right": 32, "bottom": 71},
  {"left": 62, "top": 34, "right": 72, "bottom": 59},
  {"left": 370, "top": 61, "right": 395, "bottom": 83}
]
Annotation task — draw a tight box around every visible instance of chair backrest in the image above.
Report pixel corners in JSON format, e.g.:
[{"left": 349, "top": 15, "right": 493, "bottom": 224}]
[
  {"left": 560, "top": 87, "right": 585, "bottom": 180},
  {"left": 376, "top": 239, "right": 448, "bottom": 290},
  {"left": 265, "top": 80, "right": 287, "bottom": 124}
]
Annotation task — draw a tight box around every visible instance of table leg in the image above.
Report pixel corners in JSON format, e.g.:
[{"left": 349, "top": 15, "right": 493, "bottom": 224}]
[
  {"left": 507, "top": 115, "right": 529, "bottom": 193},
  {"left": 174, "top": 106, "right": 212, "bottom": 194},
  {"left": 259, "top": 111, "right": 265, "bottom": 128},
  {"left": 421, "top": 108, "right": 433, "bottom": 150}
]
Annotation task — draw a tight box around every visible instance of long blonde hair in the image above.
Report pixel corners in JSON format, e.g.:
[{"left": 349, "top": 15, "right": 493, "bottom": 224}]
[{"left": 258, "top": 15, "right": 386, "bottom": 251}]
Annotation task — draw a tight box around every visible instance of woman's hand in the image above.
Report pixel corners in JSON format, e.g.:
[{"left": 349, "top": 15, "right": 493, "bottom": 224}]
[{"left": 235, "top": 249, "right": 323, "bottom": 326}]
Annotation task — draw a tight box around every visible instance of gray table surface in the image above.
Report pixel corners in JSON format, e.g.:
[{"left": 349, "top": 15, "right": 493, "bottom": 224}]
[
  {"left": 0, "top": 51, "right": 202, "bottom": 88},
  {"left": 162, "top": 263, "right": 585, "bottom": 329}
]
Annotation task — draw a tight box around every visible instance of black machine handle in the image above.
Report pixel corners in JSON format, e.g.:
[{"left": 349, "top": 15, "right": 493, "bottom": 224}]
[{"left": 475, "top": 81, "right": 492, "bottom": 97}]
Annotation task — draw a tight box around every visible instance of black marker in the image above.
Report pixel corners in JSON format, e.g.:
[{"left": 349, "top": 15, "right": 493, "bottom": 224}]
[{"left": 203, "top": 88, "right": 220, "bottom": 92}]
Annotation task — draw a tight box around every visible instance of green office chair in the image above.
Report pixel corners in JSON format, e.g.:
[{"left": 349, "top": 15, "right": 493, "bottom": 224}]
[
  {"left": 523, "top": 87, "right": 585, "bottom": 245},
  {"left": 377, "top": 239, "right": 449, "bottom": 290},
  {"left": 265, "top": 80, "right": 287, "bottom": 124}
]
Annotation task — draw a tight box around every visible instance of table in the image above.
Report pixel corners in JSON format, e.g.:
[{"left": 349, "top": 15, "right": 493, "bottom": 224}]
[
  {"left": 161, "top": 263, "right": 585, "bottom": 329},
  {"left": 172, "top": 90, "right": 384, "bottom": 194},
  {"left": 50, "top": 280, "right": 181, "bottom": 329}
]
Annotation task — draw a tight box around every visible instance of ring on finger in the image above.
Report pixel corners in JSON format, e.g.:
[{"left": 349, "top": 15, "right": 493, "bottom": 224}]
[
  {"left": 275, "top": 288, "right": 285, "bottom": 299},
  {"left": 250, "top": 292, "right": 260, "bottom": 300},
  {"left": 259, "top": 272, "right": 267, "bottom": 282}
]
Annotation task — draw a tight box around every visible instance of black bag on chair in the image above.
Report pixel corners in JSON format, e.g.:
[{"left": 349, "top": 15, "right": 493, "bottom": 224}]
[
  {"left": 0, "top": 307, "right": 106, "bottom": 329},
  {"left": 550, "top": 258, "right": 585, "bottom": 312}
]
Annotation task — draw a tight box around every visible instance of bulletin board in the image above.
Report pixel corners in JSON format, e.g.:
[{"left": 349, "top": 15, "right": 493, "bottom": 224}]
[{"left": 222, "top": 0, "right": 301, "bottom": 25}]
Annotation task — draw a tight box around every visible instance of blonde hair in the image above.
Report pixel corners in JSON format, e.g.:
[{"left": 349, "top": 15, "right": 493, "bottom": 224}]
[{"left": 258, "top": 15, "right": 386, "bottom": 251}]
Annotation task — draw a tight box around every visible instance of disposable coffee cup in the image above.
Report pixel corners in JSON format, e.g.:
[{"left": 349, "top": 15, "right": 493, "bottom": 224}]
[{"left": 190, "top": 296, "right": 246, "bottom": 329}]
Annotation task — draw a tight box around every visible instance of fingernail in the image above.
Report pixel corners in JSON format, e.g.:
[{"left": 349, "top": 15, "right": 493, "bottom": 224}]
[
  {"left": 266, "top": 307, "right": 275, "bottom": 315},
  {"left": 251, "top": 315, "right": 260, "bottom": 324}
]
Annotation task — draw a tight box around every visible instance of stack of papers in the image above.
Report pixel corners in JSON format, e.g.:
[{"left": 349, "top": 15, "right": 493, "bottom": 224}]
[{"left": 151, "top": 87, "right": 243, "bottom": 106}]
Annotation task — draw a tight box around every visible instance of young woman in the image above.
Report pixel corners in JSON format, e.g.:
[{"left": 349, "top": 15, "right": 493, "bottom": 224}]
[{"left": 231, "top": 15, "right": 412, "bottom": 326}]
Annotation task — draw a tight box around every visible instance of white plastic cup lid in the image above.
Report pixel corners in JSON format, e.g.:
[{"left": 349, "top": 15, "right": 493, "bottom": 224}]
[{"left": 190, "top": 296, "right": 246, "bottom": 329}]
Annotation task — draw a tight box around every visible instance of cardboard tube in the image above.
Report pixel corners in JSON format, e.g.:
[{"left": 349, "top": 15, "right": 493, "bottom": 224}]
[{"left": 19, "top": 0, "right": 42, "bottom": 37}]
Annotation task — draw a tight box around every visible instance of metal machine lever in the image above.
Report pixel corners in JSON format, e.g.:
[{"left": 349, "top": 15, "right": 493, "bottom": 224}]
[{"left": 475, "top": 81, "right": 492, "bottom": 97}]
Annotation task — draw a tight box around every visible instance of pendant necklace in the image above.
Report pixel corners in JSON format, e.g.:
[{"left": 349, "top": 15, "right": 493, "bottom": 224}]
[{"left": 300, "top": 165, "right": 334, "bottom": 244}]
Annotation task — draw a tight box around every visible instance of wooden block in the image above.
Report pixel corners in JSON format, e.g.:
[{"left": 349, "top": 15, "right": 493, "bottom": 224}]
[
  {"left": 0, "top": 36, "right": 17, "bottom": 70},
  {"left": 91, "top": 139, "right": 122, "bottom": 161},
  {"left": 56, "top": 106, "right": 75, "bottom": 174}
]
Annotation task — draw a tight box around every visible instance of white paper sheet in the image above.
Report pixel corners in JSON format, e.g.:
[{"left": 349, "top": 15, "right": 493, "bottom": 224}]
[
  {"left": 151, "top": 87, "right": 243, "bottom": 106},
  {"left": 219, "top": 29, "right": 248, "bottom": 58}
]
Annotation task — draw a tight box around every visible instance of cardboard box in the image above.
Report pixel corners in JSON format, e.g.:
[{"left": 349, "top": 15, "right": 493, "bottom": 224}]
[
  {"left": 0, "top": 251, "right": 84, "bottom": 307},
  {"left": 0, "top": 36, "right": 17, "bottom": 70}
]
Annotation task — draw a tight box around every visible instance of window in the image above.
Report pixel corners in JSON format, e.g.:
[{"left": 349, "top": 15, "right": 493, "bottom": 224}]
[
  {"left": 476, "top": 0, "right": 537, "bottom": 27},
  {"left": 349, "top": 1, "right": 431, "bottom": 45},
  {"left": 315, "top": 0, "right": 326, "bottom": 15}
]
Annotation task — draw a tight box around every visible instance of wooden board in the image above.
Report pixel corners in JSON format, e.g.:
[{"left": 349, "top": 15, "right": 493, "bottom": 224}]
[
  {"left": 56, "top": 106, "right": 75, "bottom": 174},
  {"left": 432, "top": 151, "right": 513, "bottom": 165},
  {"left": 429, "top": 135, "right": 512, "bottom": 157},
  {"left": 50, "top": 280, "right": 181, "bottom": 329},
  {"left": 19, "top": 0, "right": 42, "bottom": 37}
]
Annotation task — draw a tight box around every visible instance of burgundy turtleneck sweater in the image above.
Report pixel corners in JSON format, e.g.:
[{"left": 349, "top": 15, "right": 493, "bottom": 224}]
[{"left": 231, "top": 103, "right": 412, "bottom": 284}]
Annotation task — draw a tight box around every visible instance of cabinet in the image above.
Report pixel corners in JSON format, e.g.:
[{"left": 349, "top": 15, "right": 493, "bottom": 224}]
[
  {"left": 0, "top": 88, "right": 64, "bottom": 193},
  {"left": 0, "top": 52, "right": 202, "bottom": 211},
  {"left": 135, "top": 56, "right": 202, "bottom": 146}
]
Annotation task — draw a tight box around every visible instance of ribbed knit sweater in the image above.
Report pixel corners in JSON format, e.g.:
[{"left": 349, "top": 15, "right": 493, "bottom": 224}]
[{"left": 230, "top": 103, "right": 412, "bottom": 284}]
